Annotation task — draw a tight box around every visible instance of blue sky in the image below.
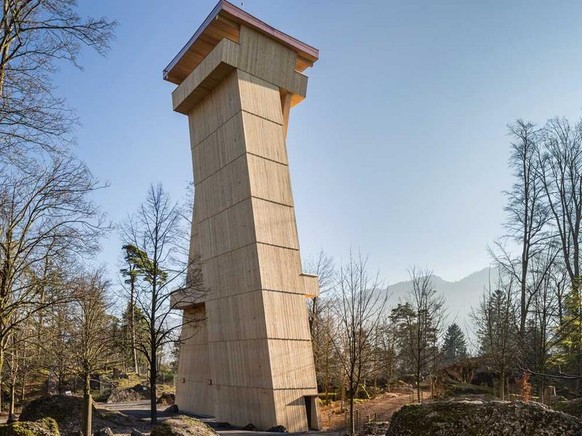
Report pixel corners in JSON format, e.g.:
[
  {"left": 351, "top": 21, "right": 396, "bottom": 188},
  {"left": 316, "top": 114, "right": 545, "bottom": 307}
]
[{"left": 58, "top": 0, "right": 582, "bottom": 284}]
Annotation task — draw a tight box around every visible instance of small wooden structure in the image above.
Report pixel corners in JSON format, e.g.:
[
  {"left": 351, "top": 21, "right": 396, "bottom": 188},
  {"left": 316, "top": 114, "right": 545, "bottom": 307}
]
[{"left": 164, "top": 1, "right": 320, "bottom": 431}]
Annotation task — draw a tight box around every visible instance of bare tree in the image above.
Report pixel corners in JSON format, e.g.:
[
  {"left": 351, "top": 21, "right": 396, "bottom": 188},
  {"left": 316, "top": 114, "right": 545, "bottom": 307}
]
[
  {"left": 0, "top": 156, "right": 106, "bottom": 410},
  {"left": 538, "top": 117, "right": 582, "bottom": 284},
  {"left": 329, "top": 252, "right": 387, "bottom": 434},
  {"left": 0, "top": 0, "right": 115, "bottom": 163},
  {"left": 69, "top": 270, "right": 116, "bottom": 436},
  {"left": 304, "top": 251, "right": 335, "bottom": 395},
  {"left": 4, "top": 324, "right": 30, "bottom": 421},
  {"left": 491, "top": 120, "right": 552, "bottom": 349},
  {"left": 305, "top": 251, "right": 335, "bottom": 336},
  {"left": 537, "top": 117, "right": 582, "bottom": 393},
  {"left": 42, "top": 291, "right": 75, "bottom": 395},
  {"left": 392, "top": 267, "right": 445, "bottom": 403},
  {"left": 526, "top": 256, "right": 564, "bottom": 397},
  {"left": 369, "top": 317, "right": 397, "bottom": 393},
  {"left": 121, "top": 183, "right": 204, "bottom": 425}
]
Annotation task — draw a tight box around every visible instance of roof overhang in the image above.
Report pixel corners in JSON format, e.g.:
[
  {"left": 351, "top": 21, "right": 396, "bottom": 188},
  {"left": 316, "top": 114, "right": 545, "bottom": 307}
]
[{"left": 163, "top": 0, "right": 319, "bottom": 85}]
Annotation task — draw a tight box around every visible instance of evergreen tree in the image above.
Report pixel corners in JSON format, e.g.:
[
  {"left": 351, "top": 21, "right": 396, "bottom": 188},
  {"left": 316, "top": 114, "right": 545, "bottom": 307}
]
[
  {"left": 118, "top": 304, "right": 149, "bottom": 374},
  {"left": 476, "top": 285, "right": 518, "bottom": 399},
  {"left": 442, "top": 323, "right": 468, "bottom": 366},
  {"left": 120, "top": 244, "right": 152, "bottom": 375}
]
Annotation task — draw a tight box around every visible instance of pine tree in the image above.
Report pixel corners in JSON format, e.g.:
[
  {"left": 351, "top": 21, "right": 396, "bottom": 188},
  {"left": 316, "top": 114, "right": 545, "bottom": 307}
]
[
  {"left": 442, "top": 323, "right": 468, "bottom": 366},
  {"left": 476, "top": 286, "right": 518, "bottom": 399}
]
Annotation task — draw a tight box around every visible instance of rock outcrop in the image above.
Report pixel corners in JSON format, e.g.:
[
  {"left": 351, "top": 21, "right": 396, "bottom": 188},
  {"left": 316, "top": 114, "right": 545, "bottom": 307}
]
[
  {"left": 20, "top": 395, "right": 83, "bottom": 435},
  {"left": 19, "top": 395, "right": 141, "bottom": 435},
  {"left": 150, "top": 416, "right": 217, "bottom": 436},
  {"left": 107, "top": 384, "right": 150, "bottom": 403},
  {"left": 0, "top": 418, "right": 60, "bottom": 436},
  {"left": 553, "top": 398, "right": 582, "bottom": 419},
  {"left": 386, "top": 400, "right": 582, "bottom": 436},
  {"left": 157, "top": 392, "right": 176, "bottom": 405}
]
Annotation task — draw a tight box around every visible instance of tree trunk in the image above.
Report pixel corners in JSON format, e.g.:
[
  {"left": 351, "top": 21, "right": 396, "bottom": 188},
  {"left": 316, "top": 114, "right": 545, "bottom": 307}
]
[
  {"left": 0, "top": 346, "right": 4, "bottom": 413},
  {"left": 150, "top": 355, "right": 157, "bottom": 425},
  {"left": 150, "top": 246, "right": 159, "bottom": 425},
  {"left": 130, "top": 278, "right": 139, "bottom": 375},
  {"left": 416, "top": 364, "right": 422, "bottom": 403},
  {"left": 340, "top": 377, "right": 345, "bottom": 412},
  {"left": 323, "top": 350, "right": 330, "bottom": 402},
  {"left": 20, "top": 371, "right": 25, "bottom": 402},
  {"left": 8, "top": 334, "right": 17, "bottom": 422},
  {"left": 7, "top": 378, "right": 15, "bottom": 423},
  {"left": 82, "top": 374, "right": 92, "bottom": 436},
  {"left": 349, "top": 396, "right": 355, "bottom": 435}
]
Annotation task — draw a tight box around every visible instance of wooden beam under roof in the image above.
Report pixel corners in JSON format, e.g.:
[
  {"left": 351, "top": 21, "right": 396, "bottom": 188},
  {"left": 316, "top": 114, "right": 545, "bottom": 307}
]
[{"left": 163, "top": 0, "right": 319, "bottom": 85}]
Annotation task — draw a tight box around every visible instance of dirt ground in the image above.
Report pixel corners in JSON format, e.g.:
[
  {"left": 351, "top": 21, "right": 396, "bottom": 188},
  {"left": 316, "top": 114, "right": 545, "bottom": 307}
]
[{"left": 320, "top": 390, "right": 431, "bottom": 431}]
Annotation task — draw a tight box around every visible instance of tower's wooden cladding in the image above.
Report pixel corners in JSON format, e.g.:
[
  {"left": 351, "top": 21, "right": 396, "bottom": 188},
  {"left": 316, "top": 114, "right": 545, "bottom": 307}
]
[{"left": 164, "top": 1, "right": 320, "bottom": 431}]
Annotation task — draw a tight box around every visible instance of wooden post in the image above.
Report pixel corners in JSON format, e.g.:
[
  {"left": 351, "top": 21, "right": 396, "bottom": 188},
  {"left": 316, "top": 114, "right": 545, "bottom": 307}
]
[{"left": 543, "top": 386, "right": 556, "bottom": 404}]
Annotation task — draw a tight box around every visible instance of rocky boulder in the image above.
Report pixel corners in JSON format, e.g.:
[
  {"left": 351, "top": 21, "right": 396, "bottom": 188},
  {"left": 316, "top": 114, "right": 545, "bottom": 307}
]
[
  {"left": 360, "top": 421, "right": 390, "bottom": 435},
  {"left": 157, "top": 392, "right": 176, "bottom": 405},
  {"left": 165, "top": 404, "right": 179, "bottom": 414},
  {"left": 19, "top": 395, "right": 141, "bottom": 435},
  {"left": 20, "top": 395, "right": 83, "bottom": 435},
  {"left": 150, "top": 416, "right": 217, "bottom": 436},
  {"left": 553, "top": 398, "right": 582, "bottom": 419},
  {"left": 386, "top": 400, "right": 582, "bottom": 436},
  {"left": 0, "top": 418, "right": 60, "bottom": 436},
  {"left": 107, "top": 384, "right": 150, "bottom": 403}
]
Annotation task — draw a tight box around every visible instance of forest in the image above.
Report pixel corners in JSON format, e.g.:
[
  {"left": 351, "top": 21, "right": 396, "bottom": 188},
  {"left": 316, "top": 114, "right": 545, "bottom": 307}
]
[{"left": 0, "top": 1, "right": 581, "bottom": 436}]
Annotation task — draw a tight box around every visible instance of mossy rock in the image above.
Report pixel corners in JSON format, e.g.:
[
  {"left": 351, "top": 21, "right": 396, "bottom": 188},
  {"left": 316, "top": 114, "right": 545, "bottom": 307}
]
[
  {"left": 0, "top": 418, "right": 60, "bottom": 436},
  {"left": 553, "top": 398, "right": 582, "bottom": 418},
  {"left": 150, "top": 416, "right": 217, "bottom": 436},
  {"left": 19, "top": 393, "right": 144, "bottom": 435},
  {"left": 386, "top": 400, "right": 582, "bottom": 435},
  {"left": 20, "top": 395, "right": 82, "bottom": 424},
  {"left": 19, "top": 395, "right": 92, "bottom": 434},
  {"left": 443, "top": 382, "right": 494, "bottom": 398}
]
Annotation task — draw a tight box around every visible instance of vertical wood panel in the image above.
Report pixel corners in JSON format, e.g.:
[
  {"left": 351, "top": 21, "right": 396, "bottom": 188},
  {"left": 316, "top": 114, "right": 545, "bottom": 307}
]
[
  {"left": 242, "top": 112, "right": 288, "bottom": 164},
  {"left": 247, "top": 154, "right": 294, "bottom": 206},
  {"left": 176, "top": 21, "right": 318, "bottom": 429}
]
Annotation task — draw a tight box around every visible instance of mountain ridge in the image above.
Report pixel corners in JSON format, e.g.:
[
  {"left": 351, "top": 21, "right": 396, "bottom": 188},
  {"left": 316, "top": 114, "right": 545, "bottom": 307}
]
[{"left": 387, "top": 266, "right": 498, "bottom": 342}]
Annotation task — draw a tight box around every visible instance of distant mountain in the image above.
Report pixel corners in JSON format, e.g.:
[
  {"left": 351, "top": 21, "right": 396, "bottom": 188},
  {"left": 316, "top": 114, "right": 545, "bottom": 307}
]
[{"left": 387, "top": 267, "right": 498, "bottom": 344}]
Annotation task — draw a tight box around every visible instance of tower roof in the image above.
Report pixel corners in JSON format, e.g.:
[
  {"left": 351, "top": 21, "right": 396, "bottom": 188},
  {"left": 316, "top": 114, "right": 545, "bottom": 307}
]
[{"left": 163, "top": 0, "right": 319, "bottom": 85}]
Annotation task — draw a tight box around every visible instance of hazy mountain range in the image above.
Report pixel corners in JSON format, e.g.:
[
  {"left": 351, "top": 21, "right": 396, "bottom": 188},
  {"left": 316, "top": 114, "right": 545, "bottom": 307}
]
[{"left": 387, "top": 267, "right": 498, "bottom": 346}]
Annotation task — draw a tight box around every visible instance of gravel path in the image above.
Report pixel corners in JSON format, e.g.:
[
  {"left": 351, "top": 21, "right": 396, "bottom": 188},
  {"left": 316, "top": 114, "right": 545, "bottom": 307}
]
[{"left": 98, "top": 401, "right": 342, "bottom": 436}]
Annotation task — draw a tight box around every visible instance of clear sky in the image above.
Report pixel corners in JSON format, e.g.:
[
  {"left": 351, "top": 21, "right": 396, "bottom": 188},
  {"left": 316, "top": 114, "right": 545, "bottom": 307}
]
[{"left": 56, "top": 0, "right": 582, "bottom": 284}]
